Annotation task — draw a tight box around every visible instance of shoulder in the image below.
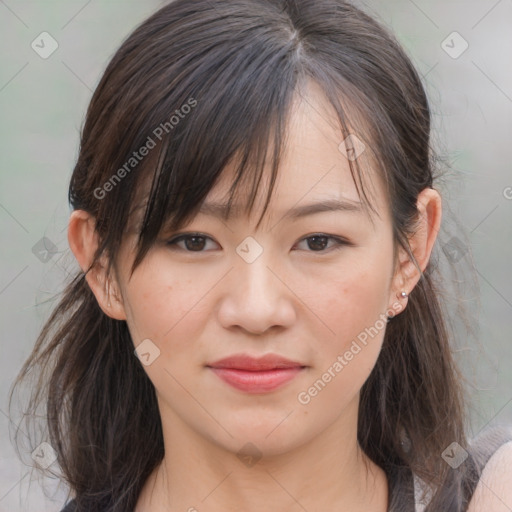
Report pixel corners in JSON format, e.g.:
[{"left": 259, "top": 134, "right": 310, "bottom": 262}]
[{"left": 467, "top": 439, "right": 512, "bottom": 511}]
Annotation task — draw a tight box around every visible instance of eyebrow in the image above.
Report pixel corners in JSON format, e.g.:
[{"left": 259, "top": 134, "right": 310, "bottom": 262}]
[{"left": 198, "top": 198, "right": 364, "bottom": 220}]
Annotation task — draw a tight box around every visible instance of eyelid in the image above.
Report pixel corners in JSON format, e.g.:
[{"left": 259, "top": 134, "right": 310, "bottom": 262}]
[{"left": 298, "top": 232, "right": 353, "bottom": 245}]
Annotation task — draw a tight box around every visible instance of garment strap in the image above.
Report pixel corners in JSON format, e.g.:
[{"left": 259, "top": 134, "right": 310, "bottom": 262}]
[{"left": 60, "top": 498, "right": 76, "bottom": 512}]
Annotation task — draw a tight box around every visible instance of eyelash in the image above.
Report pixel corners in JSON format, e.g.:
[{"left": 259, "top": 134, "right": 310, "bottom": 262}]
[{"left": 165, "top": 232, "right": 352, "bottom": 253}]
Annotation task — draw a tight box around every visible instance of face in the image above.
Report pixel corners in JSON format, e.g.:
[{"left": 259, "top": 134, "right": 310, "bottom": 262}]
[{"left": 111, "top": 81, "right": 404, "bottom": 457}]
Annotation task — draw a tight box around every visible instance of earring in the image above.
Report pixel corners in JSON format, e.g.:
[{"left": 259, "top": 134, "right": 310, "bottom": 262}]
[{"left": 388, "top": 291, "right": 409, "bottom": 322}]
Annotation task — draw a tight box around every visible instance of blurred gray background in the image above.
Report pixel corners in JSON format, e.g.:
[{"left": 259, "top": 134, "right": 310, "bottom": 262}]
[{"left": 1, "top": 1, "right": 511, "bottom": 510}]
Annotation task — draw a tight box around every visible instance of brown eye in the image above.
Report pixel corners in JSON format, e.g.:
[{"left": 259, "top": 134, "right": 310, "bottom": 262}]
[
  {"left": 306, "top": 235, "right": 329, "bottom": 251},
  {"left": 294, "top": 234, "right": 351, "bottom": 253},
  {"left": 166, "top": 233, "right": 218, "bottom": 252}
]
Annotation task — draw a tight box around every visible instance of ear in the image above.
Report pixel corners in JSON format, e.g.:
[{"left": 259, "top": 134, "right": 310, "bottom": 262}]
[
  {"left": 67, "top": 210, "right": 127, "bottom": 321},
  {"left": 389, "top": 187, "right": 442, "bottom": 315}
]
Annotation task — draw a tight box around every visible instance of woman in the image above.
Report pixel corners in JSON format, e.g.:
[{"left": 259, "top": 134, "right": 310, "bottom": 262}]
[{"left": 9, "top": 0, "right": 512, "bottom": 510}]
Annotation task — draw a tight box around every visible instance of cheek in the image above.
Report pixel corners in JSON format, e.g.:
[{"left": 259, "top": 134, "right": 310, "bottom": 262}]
[
  {"left": 123, "top": 255, "right": 221, "bottom": 373},
  {"left": 121, "top": 268, "right": 184, "bottom": 343},
  {"left": 295, "top": 250, "right": 392, "bottom": 403},
  {"left": 300, "top": 254, "right": 391, "bottom": 352},
  {"left": 121, "top": 264, "right": 212, "bottom": 411}
]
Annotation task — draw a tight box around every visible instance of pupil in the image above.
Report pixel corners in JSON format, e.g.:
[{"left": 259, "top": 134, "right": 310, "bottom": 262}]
[
  {"left": 308, "top": 236, "right": 327, "bottom": 251},
  {"left": 186, "top": 236, "right": 205, "bottom": 251}
]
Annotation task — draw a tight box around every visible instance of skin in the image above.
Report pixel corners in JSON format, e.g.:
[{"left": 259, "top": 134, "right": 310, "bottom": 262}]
[
  {"left": 68, "top": 81, "right": 442, "bottom": 512},
  {"left": 467, "top": 441, "right": 512, "bottom": 512}
]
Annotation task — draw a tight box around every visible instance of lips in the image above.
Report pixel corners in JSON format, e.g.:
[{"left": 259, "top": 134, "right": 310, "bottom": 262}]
[
  {"left": 206, "top": 353, "right": 304, "bottom": 371},
  {"left": 206, "top": 353, "right": 306, "bottom": 393}
]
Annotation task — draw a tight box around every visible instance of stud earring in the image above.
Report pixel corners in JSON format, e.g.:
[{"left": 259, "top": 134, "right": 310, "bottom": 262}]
[{"left": 388, "top": 291, "right": 409, "bottom": 322}]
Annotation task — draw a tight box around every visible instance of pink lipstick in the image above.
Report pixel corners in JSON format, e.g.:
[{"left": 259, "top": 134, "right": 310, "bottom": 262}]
[{"left": 206, "top": 353, "right": 306, "bottom": 393}]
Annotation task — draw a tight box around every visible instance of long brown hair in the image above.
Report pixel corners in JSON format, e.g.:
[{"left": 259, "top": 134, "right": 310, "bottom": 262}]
[{"left": 9, "top": 1, "right": 479, "bottom": 510}]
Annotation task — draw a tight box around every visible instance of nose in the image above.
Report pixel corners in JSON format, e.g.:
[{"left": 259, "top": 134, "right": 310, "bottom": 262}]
[{"left": 217, "top": 252, "right": 296, "bottom": 335}]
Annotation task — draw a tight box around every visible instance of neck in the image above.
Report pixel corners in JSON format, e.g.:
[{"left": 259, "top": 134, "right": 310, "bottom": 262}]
[{"left": 135, "top": 396, "right": 388, "bottom": 512}]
